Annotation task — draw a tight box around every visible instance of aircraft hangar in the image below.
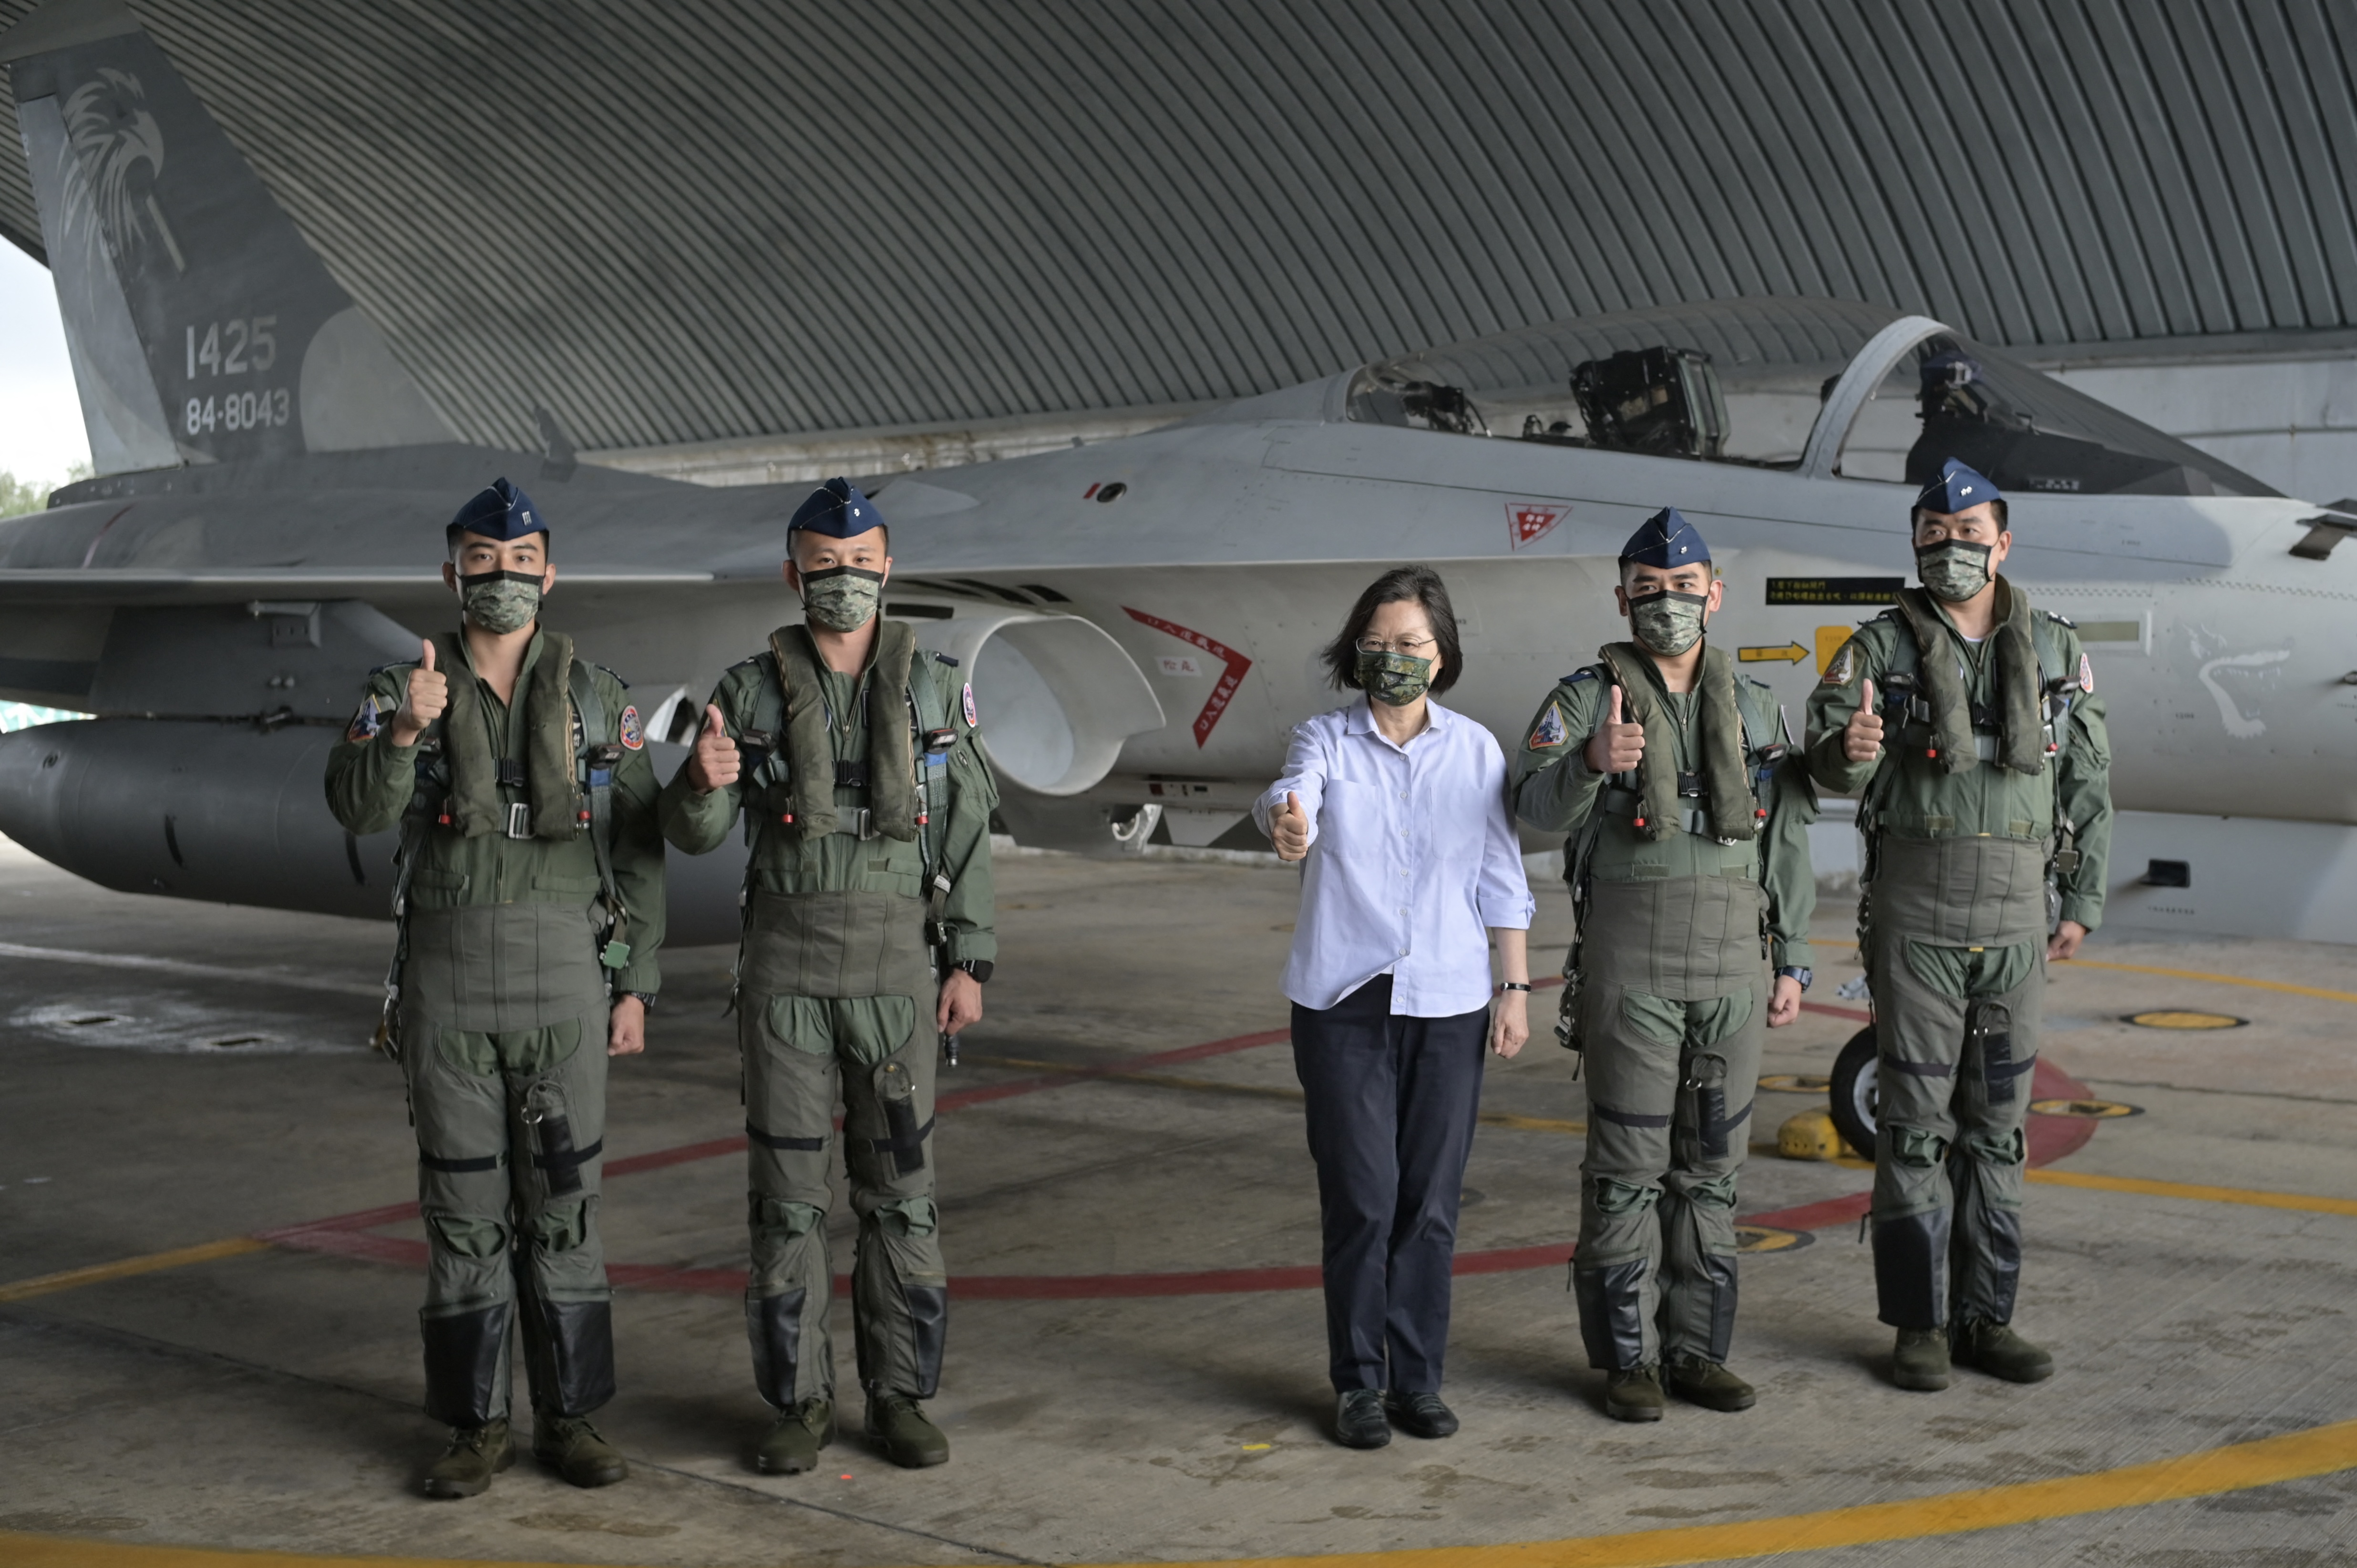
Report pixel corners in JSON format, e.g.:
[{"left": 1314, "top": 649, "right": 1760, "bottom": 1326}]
[{"left": 1, "top": 4, "right": 2355, "bottom": 1567}]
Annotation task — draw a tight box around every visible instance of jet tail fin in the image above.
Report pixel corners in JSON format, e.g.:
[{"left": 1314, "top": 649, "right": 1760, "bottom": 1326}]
[{"left": 3, "top": 0, "right": 453, "bottom": 473}]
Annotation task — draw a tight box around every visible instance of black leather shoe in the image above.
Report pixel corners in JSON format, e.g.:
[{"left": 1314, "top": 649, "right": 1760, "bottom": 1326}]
[
  {"left": 1333, "top": 1388, "right": 1390, "bottom": 1449},
  {"left": 1383, "top": 1390, "right": 1459, "bottom": 1438}
]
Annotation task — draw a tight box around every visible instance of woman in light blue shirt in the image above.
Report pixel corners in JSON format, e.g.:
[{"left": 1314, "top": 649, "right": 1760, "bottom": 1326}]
[{"left": 1254, "top": 564, "right": 1534, "bottom": 1451}]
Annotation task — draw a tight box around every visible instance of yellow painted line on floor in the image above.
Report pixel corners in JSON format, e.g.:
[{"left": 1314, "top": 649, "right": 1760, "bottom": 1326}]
[
  {"left": 2054, "top": 956, "right": 2357, "bottom": 1005},
  {"left": 2027, "top": 1168, "right": 2357, "bottom": 1217},
  {"left": 5, "top": 1417, "right": 2355, "bottom": 1568},
  {"left": 1805, "top": 939, "right": 2357, "bottom": 1004},
  {"left": 0, "top": 1236, "right": 268, "bottom": 1304}
]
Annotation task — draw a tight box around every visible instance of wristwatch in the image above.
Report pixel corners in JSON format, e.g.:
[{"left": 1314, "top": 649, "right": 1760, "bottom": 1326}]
[
  {"left": 625, "top": 991, "right": 658, "bottom": 1010},
  {"left": 954, "top": 960, "right": 994, "bottom": 984},
  {"left": 1774, "top": 966, "right": 1812, "bottom": 992}
]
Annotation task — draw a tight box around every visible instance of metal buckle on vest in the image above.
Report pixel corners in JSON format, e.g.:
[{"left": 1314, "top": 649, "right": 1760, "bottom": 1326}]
[
  {"left": 850, "top": 806, "right": 875, "bottom": 840},
  {"left": 504, "top": 802, "right": 532, "bottom": 839}
]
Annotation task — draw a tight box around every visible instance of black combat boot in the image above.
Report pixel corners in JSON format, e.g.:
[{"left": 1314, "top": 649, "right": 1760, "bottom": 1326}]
[
  {"left": 1605, "top": 1366, "right": 1665, "bottom": 1423},
  {"left": 867, "top": 1391, "right": 949, "bottom": 1468},
  {"left": 1666, "top": 1355, "right": 1757, "bottom": 1412},
  {"left": 533, "top": 1414, "right": 628, "bottom": 1487},
  {"left": 422, "top": 1419, "right": 514, "bottom": 1499},
  {"left": 757, "top": 1397, "right": 835, "bottom": 1475},
  {"left": 1333, "top": 1388, "right": 1389, "bottom": 1449},
  {"left": 1952, "top": 1318, "right": 2054, "bottom": 1384},
  {"left": 1891, "top": 1327, "right": 1952, "bottom": 1392}
]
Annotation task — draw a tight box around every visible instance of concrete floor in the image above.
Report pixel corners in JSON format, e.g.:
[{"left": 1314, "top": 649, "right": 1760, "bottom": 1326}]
[{"left": 1, "top": 832, "right": 2353, "bottom": 1568}]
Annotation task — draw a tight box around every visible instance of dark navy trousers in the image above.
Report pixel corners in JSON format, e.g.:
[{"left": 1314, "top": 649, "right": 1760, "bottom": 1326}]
[{"left": 1291, "top": 974, "right": 1488, "bottom": 1394}]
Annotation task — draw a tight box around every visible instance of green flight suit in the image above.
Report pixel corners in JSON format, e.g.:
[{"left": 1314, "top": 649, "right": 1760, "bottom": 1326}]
[
  {"left": 325, "top": 629, "right": 665, "bottom": 1429},
  {"left": 1804, "top": 579, "right": 2111, "bottom": 1332},
  {"left": 659, "top": 619, "right": 996, "bottom": 1410},
  {"left": 1512, "top": 643, "right": 1817, "bottom": 1372}
]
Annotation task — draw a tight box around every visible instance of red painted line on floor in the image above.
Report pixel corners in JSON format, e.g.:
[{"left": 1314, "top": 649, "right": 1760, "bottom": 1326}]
[{"left": 257, "top": 1027, "right": 2101, "bottom": 1300}]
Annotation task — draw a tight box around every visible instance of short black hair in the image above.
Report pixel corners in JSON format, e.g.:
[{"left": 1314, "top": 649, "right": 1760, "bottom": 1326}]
[
  {"left": 1909, "top": 498, "right": 2008, "bottom": 532},
  {"left": 1320, "top": 564, "right": 1464, "bottom": 697}
]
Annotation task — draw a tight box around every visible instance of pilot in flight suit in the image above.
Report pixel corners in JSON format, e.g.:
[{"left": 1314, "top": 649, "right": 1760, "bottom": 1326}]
[
  {"left": 325, "top": 479, "right": 666, "bottom": 1498},
  {"left": 1510, "top": 509, "right": 1818, "bottom": 1422},
  {"left": 660, "top": 478, "right": 997, "bottom": 1474},
  {"left": 1806, "top": 460, "right": 2112, "bottom": 1393}
]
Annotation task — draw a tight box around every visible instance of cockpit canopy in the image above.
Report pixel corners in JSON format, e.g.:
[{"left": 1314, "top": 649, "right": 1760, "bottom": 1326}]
[{"left": 1347, "top": 297, "right": 2274, "bottom": 498}]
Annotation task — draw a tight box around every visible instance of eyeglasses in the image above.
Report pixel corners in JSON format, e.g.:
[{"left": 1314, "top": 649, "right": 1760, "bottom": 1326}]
[{"left": 1356, "top": 635, "right": 1436, "bottom": 656}]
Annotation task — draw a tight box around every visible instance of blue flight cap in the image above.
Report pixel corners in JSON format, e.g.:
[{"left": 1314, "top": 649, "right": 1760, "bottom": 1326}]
[
  {"left": 1916, "top": 458, "right": 2002, "bottom": 516},
  {"left": 446, "top": 478, "right": 546, "bottom": 545},
  {"left": 1619, "top": 506, "right": 1710, "bottom": 568},
  {"left": 789, "top": 476, "right": 885, "bottom": 538}
]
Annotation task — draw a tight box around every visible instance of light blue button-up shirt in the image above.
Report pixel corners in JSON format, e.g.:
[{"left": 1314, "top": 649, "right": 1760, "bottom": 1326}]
[{"left": 1254, "top": 697, "right": 1534, "bottom": 1016}]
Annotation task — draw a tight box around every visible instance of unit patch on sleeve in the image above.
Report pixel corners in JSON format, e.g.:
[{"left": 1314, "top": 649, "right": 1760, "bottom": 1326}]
[
  {"left": 346, "top": 696, "right": 382, "bottom": 743},
  {"left": 2079, "top": 651, "right": 2093, "bottom": 694},
  {"left": 963, "top": 682, "right": 978, "bottom": 727},
  {"left": 618, "top": 705, "right": 644, "bottom": 750},
  {"left": 1822, "top": 641, "right": 1857, "bottom": 688},
  {"left": 1528, "top": 703, "right": 1569, "bottom": 749}
]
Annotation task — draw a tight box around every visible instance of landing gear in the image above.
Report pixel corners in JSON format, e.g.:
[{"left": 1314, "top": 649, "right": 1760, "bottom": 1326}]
[{"left": 1828, "top": 1027, "right": 1879, "bottom": 1158}]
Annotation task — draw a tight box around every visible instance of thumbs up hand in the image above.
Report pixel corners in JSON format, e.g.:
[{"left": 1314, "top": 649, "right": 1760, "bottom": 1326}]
[
  {"left": 1583, "top": 685, "right": 1645, "bottom": 775},
  {"left": 687, "top": 703, "right": 741, "bottom": 794},
  {"left": 389, "top": 638, "right": 447, "bottom": 746},
  {"left": 1843, "top": 676, "right": 1885, "bottom": 763},
  {"left": 1271, "top": 789, "right": 1312, "bottom": 862}
]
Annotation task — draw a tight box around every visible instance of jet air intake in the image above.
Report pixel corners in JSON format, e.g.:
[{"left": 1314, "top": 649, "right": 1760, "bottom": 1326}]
[{"left": 913, "top": 612, "right": 1163, "bottom": 796}]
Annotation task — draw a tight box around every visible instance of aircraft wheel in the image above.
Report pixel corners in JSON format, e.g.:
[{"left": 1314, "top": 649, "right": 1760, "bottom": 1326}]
[{"left": 1828, "top": 1026, "right": 1880, "bottom": 1159}]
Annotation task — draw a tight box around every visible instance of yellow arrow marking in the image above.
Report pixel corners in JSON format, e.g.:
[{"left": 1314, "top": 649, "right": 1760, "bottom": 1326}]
[{"left": 1738, "top": 642, "right": 1810, "bottom": 663}]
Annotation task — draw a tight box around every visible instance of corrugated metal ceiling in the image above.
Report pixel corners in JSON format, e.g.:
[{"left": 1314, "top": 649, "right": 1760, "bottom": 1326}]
[{"left": 3, "top": 0, "right": 2353, "bottom": 452}]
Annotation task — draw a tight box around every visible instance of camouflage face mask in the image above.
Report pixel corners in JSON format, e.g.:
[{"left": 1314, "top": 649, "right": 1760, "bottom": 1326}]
[
  {"left": 1916, "top": 538, "right": 1994, "bottom": 603},
  {"left": 1355, "top": 648, "right": 1433, "bottom": 707},
  {"left": 1628, "top": 589, "right": 1709, "bottom": 656},
  {"left": 801, "top": 564, "right": 885, "bottom": 632},
  {"left": 458, "top": 573, "right": 542, "bottom": 635}
]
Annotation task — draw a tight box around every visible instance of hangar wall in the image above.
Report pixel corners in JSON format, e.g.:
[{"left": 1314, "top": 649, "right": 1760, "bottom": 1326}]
[{"left": 6, "top": 0, "right": 2357, "bottom": 462}]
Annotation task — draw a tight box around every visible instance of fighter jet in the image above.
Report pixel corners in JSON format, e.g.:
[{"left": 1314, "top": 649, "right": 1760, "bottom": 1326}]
[{"left": 4, "top": 0, "right": 2353, "bottom": 947}]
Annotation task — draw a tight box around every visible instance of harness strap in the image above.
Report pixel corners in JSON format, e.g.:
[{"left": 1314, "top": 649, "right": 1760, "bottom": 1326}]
[{"left": 567, "top": 660, "right": 628, "bottom": 975}]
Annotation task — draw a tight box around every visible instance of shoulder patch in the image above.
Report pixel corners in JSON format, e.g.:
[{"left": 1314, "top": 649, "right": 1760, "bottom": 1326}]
[
  {"left": 962, "top": 681, "right": 978, "bottom": 727},
  {"left": 593, "top": 662, "right": 630, "bottom": 689},
  {"left": 1822, "top": 640, "right": 1859, "bottom": 688},
  {"left": 933, "top": 651, "right": 962, "bottom": 667},
  {"left": 2045, "top": 610, "right": 2078, "bottom": 629},
  {"left": 727, "top": 654, "right": 764, "bottom": 671},
  {"left": 2078, "top": 651, "right": 2093, "bottom": 694},
  {"left": 346, "top": 695, "right": 383, "bottom": 743},
  {"left": 1527, "top": 703, "right": 1569, "bottom": 749},
  {"left": 618, "top": 705, "right": 644, "bottom": 750},
  {"left": 1561, "top": 669, "right": 1596, "bottom": 685}
]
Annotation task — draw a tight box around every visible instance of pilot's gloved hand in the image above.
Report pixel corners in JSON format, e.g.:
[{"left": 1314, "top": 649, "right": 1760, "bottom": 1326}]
[
  {"left": 687, "top": 704, "right": 741, "bottom": 793},
  {"left": 1584, "top": 685, "right": 1644, "bottom": 775},
  {"left": 389, "top": 639, "right": 447, "bottom": 747},
  {"left": 1843, "top": 677, "right": 1885, "bottom": 763}
]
